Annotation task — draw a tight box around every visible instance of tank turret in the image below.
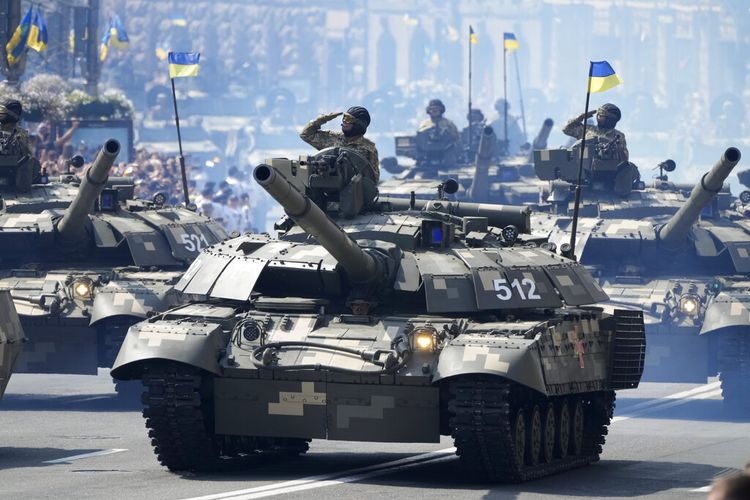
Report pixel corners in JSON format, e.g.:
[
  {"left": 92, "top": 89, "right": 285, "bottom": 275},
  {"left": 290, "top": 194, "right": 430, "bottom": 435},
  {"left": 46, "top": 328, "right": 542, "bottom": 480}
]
[
  {"left": 254, "top": 163, "right": 382, "bottom": 284},
  {"left": 657, "top": 147, "right": 741, "bottom": 249},
  {"left": 56, "top": 139, "right": 121, "bottom": 247}
]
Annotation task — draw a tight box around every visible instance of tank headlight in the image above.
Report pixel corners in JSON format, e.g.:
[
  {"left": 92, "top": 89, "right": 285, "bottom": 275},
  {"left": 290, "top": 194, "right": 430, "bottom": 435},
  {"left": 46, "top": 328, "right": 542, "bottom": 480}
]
[
  {"left": 412, "top": 327, "right": 437, "bottom": 352},
  {"left": 679, "top": 295, "right": 699, "bottom": 316},
  {"left": 72, "top": 278, "right": 93, "bottom": 300}
]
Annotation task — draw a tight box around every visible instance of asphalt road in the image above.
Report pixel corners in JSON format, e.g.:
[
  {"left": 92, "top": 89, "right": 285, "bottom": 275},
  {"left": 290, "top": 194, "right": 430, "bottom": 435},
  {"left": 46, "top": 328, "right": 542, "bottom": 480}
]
[{"left": 1, "top": 371, "right": 747, "bottom": 500}]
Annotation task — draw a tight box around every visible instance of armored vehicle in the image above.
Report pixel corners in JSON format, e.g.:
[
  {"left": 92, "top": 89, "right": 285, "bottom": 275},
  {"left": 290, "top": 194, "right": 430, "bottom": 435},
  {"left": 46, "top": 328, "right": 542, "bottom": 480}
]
[
  {"left": 0, "top": 139, "right": 227, "bottom": 380},
  {"left": 533, "top": 142, "right": 748, "bottom": 412},
  {"left": 379, "top": 120, "right": 554, "bottom": 205},
  {"left": 0, "top": 290, "right": 25, "bottom": 400},
  {"left": 112, "top": 146, "right": 645, "bottom": 480}
]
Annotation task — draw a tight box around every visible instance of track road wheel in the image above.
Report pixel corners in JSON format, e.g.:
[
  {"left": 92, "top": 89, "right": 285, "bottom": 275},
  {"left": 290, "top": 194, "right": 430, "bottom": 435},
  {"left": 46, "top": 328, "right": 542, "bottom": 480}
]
[
  {"left": 541, "top": 403, "right": 555, "bottom": 464},
  {"left": 526, "top": 405, "right": 542, "bottom": 466}
]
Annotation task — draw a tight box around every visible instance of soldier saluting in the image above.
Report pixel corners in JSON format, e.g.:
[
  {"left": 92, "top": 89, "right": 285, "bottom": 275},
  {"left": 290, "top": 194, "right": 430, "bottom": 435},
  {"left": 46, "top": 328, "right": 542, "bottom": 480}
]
[
  {"left": 562, "top": 102, "right": 629, "bottom": 162},
  {"left": 299, "top": 106, "right": 379, "bottom": 183}
]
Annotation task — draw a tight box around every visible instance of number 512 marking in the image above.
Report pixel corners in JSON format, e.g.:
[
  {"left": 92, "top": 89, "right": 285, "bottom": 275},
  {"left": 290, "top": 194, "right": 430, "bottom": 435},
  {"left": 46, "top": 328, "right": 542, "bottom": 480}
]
[{"left": 493, "top": 277, "right": 541, "bottom": 301}]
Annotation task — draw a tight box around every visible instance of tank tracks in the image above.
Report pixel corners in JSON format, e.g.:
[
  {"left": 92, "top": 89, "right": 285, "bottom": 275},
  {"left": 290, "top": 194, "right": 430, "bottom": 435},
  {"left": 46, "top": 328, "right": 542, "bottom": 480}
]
[
  {"left": 717, "top": 333, "right": 750, "bottom": 414},
  {"left": 141, "top": 362, "right": 309, "bottom": 472},
  {"left": 447, "top": 375, "right": 614, "bottom": 482}
]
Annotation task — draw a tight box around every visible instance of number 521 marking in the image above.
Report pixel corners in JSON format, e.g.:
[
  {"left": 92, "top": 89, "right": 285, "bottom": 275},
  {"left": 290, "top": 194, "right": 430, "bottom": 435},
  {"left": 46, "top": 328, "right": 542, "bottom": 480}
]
[{"left": 493, "top": 278, "right": 541, "bottom": 301}]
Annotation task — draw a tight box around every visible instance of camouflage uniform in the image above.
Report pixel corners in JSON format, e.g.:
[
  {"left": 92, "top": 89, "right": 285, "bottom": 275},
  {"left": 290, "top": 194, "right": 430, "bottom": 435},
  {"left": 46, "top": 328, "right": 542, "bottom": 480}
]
[
  {"left": 417, "top": 116, "right": 460, "bottom": 145},
  {"left": 0, "top": 123, "right": 32, "bottom": 157},
  {"left": 562, "top": 114, "right": 629, "bottom": 162},
  {"left": 300, "top": 112, "right": 380, "bottom": 182}
]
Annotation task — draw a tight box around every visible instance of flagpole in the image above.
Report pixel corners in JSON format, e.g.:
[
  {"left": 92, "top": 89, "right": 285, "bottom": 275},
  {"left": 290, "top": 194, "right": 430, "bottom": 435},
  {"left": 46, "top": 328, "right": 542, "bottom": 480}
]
[
  {"left": 468, "top": 29, "right": 473, "bottom": 154},
  {"left": 569, "top": 62, "right": 594, "bottom": 260},
  {"left": 513, "top": 50, "right": 527, "bottom": 143},
  {"left": 170, "top": 76, "right": 191, "bottom": 205},
  {"left": 502, "top": 46, "right": 508, "bottom": 156}
]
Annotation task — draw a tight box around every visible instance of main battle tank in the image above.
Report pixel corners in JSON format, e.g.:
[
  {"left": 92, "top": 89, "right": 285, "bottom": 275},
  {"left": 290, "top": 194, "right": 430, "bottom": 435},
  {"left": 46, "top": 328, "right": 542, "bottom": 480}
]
[
  {"left": 533, "top": 144, "right": 749, "bottom": 413},
  {"left": 0, "top": 290, "right": 25, "bottom": 400},
  {"left": 112, "top": 146, "right": 645, "bottom": 481},
  {"left": 379, "top": 119, "right": 553, "bottom": 205},
  {"left": 0, "top": 139, "right": 227, "bottom": 379}
]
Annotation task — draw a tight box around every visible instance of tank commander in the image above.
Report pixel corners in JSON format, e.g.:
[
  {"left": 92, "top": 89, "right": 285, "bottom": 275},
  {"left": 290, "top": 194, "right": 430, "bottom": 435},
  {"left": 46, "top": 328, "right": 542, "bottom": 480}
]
[
  {"left": 418, "top": 98, "right": 460, "bottom": 146},
  {"left": 489, "top": 98, "right": 525, "bottom": 156},
  {"left": 562, "top": 103, "right": 629, "bottom": 162},
  {"left": 299, "top": 106, "right": 379, "bottom": 182},
  {"left": 0, "top": 99, "right": 40, "bottom": 190},
  {"left": 563, "top": 103, "right": 639, "bottom": 195}
]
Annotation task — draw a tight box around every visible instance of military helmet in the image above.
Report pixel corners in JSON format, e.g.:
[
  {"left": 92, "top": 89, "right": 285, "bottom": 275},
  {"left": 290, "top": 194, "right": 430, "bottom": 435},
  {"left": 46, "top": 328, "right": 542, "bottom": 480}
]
[
  {"left": 344, "top": 106, "right": 371, "bottom": 135},
  {"left": 426, "top": 99, "right": 446, "bottom": 114},
  {"left": 597, "top": 103, "right": 621, "bottom": 122},
  {"left": 0, "top": 99, "right": 22, "bottom": 124},
  {"left": 494, "top": 98, "right": 509, "bottom": 113}
]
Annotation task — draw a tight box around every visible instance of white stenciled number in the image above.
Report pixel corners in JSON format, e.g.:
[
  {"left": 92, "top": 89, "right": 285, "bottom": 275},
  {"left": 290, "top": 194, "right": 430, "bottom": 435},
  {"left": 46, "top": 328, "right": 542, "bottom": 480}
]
[
  {"left": 180, "top": 233, "right": 208, "bottom": 253},
  {"left": 522, "top": 277, "right": 541, "bottom": 299},
  {"left": 493, "top": 277, "right": 541, "bottom": 301},
  {"left": 493, "top": 278, "right": 512, "bottom": 301}
]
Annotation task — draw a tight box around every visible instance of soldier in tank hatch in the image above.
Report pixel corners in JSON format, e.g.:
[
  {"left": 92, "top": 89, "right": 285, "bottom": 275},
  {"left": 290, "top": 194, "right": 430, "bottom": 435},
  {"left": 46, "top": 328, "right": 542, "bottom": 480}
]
[
  {"left": 0, "top": 99, "right": 40, "bottom": 191},
  {"left": 299, "top": 106, "right": 379, "bottom": 182}
]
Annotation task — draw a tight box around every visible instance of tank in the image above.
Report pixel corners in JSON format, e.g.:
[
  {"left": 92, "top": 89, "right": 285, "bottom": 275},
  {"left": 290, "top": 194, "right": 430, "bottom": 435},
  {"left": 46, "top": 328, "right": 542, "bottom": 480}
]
[
  {"left": 0, "top": 139, "right": 228, "bottom": 381},
  {"left": 379, "top": 119, "right": 553, "bottom": 205},
  {"left": 112, "top": 146, "right": 645, "bottom": 481},
  {"left": 533, "top": 144, "right": 749, "bottom": 413},
  {"left": 0, "top": 290, "right": 25, "bottom": 400}
]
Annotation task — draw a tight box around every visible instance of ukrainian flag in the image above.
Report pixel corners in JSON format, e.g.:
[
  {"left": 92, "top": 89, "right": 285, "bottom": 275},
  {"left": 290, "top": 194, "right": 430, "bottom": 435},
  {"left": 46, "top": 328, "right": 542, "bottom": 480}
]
[
  {"left": 503, "top": 32, "right": 519, "bottom": 52},
  {"left": 100, "top": 15, "right": 129, "bottom": 61},
  {"left": 469, "top": 25, "right": 478, "bottom": 44},
  {"left": 588, "top": 60, "right": 622, "bottom": 93},
  {"left": 171, "top": 14, "right": 188, "bottom": 27},
  {"left": 28, "top": 8, "right": 48, "bottom": 53},
  {"left": 5, "top": 6, "right": 33, "bottom": 65},
  {"left": 168, "top": 51, "right": 200, "bottom": 78}
]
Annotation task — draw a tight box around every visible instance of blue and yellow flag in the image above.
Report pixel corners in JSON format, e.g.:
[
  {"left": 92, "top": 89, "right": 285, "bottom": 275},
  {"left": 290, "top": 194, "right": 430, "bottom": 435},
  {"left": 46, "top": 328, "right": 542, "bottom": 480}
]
[
  {"left": 503, "top": 32, "right": 519, "bottom": 52},
  {"left": 100, "top": 15, "right": 129, "bottom": 61},
  {"left": 588, "top": 60, "right": 622, "bottom": 93},
  {"left": 469, "top": 25, "right": 478, "bottom": 44},
  {"left": 168, "top": 51, "right": 200, "bottom": 78},
  {"left": 28, "top": 8, "right": 49, "bottom": 53},
  {"left": 171, "top": 13, "right": 188, "bottom": 27},
  {"left": 5, "top": 6, "right": 33, "bottom": 65}
]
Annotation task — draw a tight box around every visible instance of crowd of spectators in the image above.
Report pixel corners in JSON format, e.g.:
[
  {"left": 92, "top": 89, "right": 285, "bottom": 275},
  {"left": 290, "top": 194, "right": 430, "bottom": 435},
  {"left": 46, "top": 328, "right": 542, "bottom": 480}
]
[{"left": 110, "top": 150, "right": 258, "bottom": 235}]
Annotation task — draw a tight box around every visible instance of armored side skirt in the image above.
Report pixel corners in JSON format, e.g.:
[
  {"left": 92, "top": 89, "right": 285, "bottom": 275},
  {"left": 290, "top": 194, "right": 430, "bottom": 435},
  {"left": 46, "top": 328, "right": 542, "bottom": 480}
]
[{"left": 214, "top": 378, "right": 440, "bottom": 443}]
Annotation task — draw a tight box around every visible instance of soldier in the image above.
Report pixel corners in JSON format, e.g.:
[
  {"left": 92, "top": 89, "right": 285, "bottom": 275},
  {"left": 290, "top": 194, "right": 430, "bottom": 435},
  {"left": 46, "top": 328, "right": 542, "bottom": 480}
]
[
  {"left": 461, "top": 108, "right": 486, "bottom": 161},
  {"left": 0, "top": 99, "right": 32, "bottom": 157},
  {"left": 299, "top": 106, "right": 379, "bottom": 182},
  {"left": 562, "top": 103, "right": 629, "bottom": 162},
  {"left": 489, "top": 98, "right": 524, "bottom": 156},
  {"left": 417, "top": 98, "right": 460, "bottom": 146},
  {"left": 563, "top": 103, "right": 638, "bottom": 196},
  {"left": 0, "top": 99, "right": 39, "bottom": 191}
]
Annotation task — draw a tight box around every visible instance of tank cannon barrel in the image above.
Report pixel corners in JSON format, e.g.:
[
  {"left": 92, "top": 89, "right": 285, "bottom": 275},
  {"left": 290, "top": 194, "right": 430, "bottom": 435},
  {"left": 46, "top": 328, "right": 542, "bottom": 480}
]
[
  {"left": 658, "top": 147, "right": 741, "bottom": 248},
  {"left": 56, "top": 139, "right": 120, "bottom": 244},
  {"left": 467, "top": 126, "right": 497, "bottom": 201},
  {"left": 254, "top": 164, "right": 379, "bottom": 284},
  {"left": 532, "top": 118, "right": 554, "bottom": 150}
]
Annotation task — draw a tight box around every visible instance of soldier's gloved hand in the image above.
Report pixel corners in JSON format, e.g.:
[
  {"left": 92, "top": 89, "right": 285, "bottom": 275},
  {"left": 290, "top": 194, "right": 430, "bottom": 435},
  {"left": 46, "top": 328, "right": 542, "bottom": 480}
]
[{"left": 318, "top": 111, "right": 343, "bottom": 123}]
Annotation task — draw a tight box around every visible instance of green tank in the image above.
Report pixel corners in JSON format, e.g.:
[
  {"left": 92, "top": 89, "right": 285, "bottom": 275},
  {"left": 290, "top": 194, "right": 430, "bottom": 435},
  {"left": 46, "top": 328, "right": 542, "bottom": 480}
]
[
  {"left": 379, "top": 120, "right": 553, "bottom": 205},
  {"left": 533, "top": 142, "right": 749, "bottom": 413},
  {"left": 0, "top": 290, "right": 25, "bottom": 400},
  {"left": 0, "top": 139, "right": 227, "bottom": 381},
  {"left": 112, "top": 146, "right": 645, "bottom": 481}
]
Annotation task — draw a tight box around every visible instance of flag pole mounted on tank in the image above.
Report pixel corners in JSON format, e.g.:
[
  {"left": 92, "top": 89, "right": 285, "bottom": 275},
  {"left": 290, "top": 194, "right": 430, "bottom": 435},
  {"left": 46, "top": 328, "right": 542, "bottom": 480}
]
[
  {"left": 468, "top": 26, "right": 477, "bottom": 153},
  {"left": 510, "top": 40, "right": 527, "bottom": 143},
  {"left": 167, "top": 51, "right": 200, "bottom": 205},
  {"left": 502, "top": 32, "right": 520, "bottom": 154},
  {"left": 569, "top": 60, "right": 622, "bottom": 259}
]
